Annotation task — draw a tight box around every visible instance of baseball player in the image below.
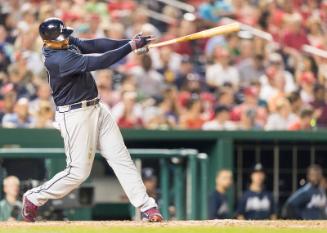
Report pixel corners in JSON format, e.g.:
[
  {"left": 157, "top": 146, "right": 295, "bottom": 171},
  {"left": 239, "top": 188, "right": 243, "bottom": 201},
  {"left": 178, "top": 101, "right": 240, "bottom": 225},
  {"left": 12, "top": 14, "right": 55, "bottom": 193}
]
[
  {"left": 21, "top": 18, "right": 163, "bottom": 222},
  {"left": 283, "top": 164, "right": 327, "bottom": 219},
  {"left": 236, "top": 164, "right": 277, "bottom": 220},
  {"left": 208, "top": 169, "right": 233, "bottom": 219}
]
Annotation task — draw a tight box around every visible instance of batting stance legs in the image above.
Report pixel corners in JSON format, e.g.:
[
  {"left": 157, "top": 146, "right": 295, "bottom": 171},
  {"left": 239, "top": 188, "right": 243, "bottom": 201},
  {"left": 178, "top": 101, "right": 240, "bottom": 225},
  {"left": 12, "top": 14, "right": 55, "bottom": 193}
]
[{"left": 25, "top": 103, "right": 157, "bottom": 214}]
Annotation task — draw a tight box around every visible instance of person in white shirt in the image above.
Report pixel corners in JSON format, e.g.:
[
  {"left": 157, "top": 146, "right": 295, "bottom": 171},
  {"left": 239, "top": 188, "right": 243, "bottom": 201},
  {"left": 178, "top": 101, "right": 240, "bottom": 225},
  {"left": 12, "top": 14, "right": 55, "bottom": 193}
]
[
  {"left": 203, "top": 105, "right": 236, "bottom": 130},
  {"left": 206, "top": 46, "right": 239, "bottom": 89},
  {"left": 260, "top": 53, "right": 296, "bottom": 101},
  {"left": 265, "top": 98, "right": 298, "bottom": 130},
  {"left": 130, "top": 54, "right": 164, "bottom": 98}
]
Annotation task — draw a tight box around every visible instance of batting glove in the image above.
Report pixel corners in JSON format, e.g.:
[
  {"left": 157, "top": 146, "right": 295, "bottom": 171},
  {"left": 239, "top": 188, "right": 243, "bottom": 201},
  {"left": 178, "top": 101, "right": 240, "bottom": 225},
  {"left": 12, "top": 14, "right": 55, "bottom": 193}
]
[{"left": 129, "top": 33, "right": 155, "bottom": 50}]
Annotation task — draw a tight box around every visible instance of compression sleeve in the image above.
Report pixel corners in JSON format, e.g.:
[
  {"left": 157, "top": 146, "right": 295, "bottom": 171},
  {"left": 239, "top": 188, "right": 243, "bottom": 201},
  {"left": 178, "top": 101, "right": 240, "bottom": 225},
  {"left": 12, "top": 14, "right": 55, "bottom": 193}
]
[
  {"left": 69, "top": 36, "right": 131, "bottom": 54},
  {"left": 59, "top": 43, "right": 132, "bottom": 76}
]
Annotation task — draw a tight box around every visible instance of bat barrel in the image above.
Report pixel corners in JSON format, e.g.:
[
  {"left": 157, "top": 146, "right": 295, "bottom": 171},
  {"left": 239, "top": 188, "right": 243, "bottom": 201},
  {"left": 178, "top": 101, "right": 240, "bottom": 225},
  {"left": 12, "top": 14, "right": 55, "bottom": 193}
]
[{"left": 149, "top": 23, "right": 240, "bottom": 49}]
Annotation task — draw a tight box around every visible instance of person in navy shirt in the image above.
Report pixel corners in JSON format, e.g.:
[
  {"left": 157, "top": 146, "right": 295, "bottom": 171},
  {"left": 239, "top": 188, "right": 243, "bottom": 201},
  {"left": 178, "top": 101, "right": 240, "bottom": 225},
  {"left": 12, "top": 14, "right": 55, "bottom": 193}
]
[
  {"left": 236, "top": 164, "right": 277, "bottom": 220},
  {"left": 283, "top": 164, "right": 327, "bottom": 220},
  {"left": 208, "top": 169, "right": 233, "bottom": 219}
]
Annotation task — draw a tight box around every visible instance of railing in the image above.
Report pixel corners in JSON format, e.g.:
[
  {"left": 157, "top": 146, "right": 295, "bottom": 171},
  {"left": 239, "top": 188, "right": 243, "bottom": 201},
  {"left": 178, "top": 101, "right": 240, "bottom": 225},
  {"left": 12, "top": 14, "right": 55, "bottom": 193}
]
[{"left": 0, "top": 147, "right": 208, "bottom": 220}]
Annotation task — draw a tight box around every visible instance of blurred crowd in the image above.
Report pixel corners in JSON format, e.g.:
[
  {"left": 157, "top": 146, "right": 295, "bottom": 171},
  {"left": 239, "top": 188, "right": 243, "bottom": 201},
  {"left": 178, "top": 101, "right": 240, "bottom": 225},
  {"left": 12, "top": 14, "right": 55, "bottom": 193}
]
[{"left": 0, "top": 0, "right": 327, "bottom": 130}]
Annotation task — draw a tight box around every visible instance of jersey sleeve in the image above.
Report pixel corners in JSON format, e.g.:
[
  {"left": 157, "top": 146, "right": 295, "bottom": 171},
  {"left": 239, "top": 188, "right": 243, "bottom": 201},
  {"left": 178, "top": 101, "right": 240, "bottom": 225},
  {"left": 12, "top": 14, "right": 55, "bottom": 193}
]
[
  {"left": 59, "top": 43, "right": 132, "bottom": 76},
  {"left": 69, "top": 37, "right": 130, "bottom": 54},
  {"left": 208, "top": 193, "right": 221, "bottom": 219},
  {"left": 284, "top": 188, "right": 309, "bottom": 219},
  {"left": 236, "top": 194, "right": 247, "bottom": 217}
]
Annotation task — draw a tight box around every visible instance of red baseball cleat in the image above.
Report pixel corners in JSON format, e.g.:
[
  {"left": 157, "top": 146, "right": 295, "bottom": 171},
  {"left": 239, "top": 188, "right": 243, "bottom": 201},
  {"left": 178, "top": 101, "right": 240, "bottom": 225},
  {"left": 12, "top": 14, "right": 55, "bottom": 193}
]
[
  {"left": 22, "top": 195, "right": 38, "bottom": 222},
  {"left": 141, "top": 207, "right": 164, "bottom": 222}
]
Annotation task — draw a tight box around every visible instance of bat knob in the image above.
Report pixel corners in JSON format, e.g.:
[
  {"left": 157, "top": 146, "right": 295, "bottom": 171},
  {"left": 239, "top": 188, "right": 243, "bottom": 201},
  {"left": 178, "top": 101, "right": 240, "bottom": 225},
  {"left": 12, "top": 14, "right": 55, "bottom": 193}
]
[{"left": 134, "top": 46, "right": 149, "bottom": 55}]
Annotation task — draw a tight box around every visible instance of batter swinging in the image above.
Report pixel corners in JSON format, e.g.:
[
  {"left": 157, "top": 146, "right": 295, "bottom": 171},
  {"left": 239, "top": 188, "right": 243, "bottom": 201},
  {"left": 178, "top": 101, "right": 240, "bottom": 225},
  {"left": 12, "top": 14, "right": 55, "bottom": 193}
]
[{"left": 22, "top": 18, "right": 163, "bottom": 222}]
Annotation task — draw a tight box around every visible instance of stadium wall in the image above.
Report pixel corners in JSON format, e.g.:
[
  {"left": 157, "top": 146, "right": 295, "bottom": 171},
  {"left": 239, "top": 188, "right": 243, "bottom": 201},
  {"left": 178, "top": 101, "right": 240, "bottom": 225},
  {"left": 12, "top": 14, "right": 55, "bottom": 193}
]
[{"left": 0, "top": 129, "right": 327, "bottom": 219}]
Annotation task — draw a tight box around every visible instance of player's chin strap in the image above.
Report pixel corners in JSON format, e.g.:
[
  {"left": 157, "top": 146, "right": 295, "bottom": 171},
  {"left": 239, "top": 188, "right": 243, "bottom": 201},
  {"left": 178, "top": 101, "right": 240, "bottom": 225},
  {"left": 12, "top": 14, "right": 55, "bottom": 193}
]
[{"left": 43, "top": 39, "right": 69, "bottom": 50}]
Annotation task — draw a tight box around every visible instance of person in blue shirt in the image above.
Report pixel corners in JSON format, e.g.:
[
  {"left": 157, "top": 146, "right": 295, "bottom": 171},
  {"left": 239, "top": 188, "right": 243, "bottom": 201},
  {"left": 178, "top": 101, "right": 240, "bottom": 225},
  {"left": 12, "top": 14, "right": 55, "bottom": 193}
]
[
  {"left": 236, "top": 164, "right": 277, "bottom": 220},
  {"left": 283, "top": 164, "right": 327, "bottom": 220},
  {"left": 198, "top": 0, "right": 234, "bottom": 23},
  {"left": 208, "top": 169, "right": 233, "bottom": 219},
  {"left": 2, "top": 98, "right": 34, "bottom": 128}
]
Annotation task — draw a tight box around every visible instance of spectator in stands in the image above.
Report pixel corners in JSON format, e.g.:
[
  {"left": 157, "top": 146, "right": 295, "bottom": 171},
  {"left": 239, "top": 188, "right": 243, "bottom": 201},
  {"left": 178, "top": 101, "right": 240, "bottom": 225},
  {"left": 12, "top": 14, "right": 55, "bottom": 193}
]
[
  {"left": 155, "top": 46, "right": 182, "bottom": 82},
  {"left": 298, "top": 72, "right": 316, "bottom": 104},
  {"left": 180, "top": 73, "right": 204, "bottom": 95},
  {"left": 130, "top": 54, "right": 164, "bottom": 98},
  {"left": 0, "top": 25, "right": 12, "bottom": 70},
  {"left": 311, "top": 84, "right": 327, "bottom": 128},
  {"left": 2, "top": 98, "right": 34, "bottom": 128},
  {"left": 306, "top": 16, "right": 325, "bottom": 48},
  {"left": 265, "top": 98, "right": 298, "bottom": 130},
  {"left": 198, "top": 0, "right": 234, "bottom": 23},
  {"left": 159, "top": 88, "right": 179, "bottom": 128},
  {"left": 29, "top": 82, "right": 53, "bottom": 115},
  {"left": 206, "top": 46, "right": 239, "bottom": 89},
  {"left": 208, "top": 169, "right": 233, "bottom": 219},
  {"left": 238, "top": 107, "right": 262, "bottom": 130},
  {"left": 0, "top": 46, "right": 10, "bottom": 73},
  {"left": 288, "top": 107, "right": 314, "bottom": 130},
  {"left": 260, "top": 53, "right": 296, "bottom": 102},
  {"left": 236, "top": 164, "right": 277, "bottom": 220},
  {"left": 202, "top": 105, "right": 236, "bottom": 130},
  {"left": 179, "top": 95, "right": 204, "bottom": 129},
  {"left": 111, "top": 91, "right": 143, "bottom": 128},
  {"left": 217, "top": 85, "right": 235, "bottom": 107},
  {"left": 281, "top": 13, "right": 310, "bottom": 51},
  {"left": 283, "top": 164, "right": 327, "bottom": 219},
  {"left": 237, "top": 40, "right": 264, "bottom": 87},
  {"left": 34, "top": 100, "right": 54, "bottom": 128},
  {"left": 95, "top": 70, "right": 120, "bottom": 108},
  {"left": 6, "top": 64, "right": 35, "bottom": 100},
  {"left": 0, "top": 91, "right": 16, "bottom": 124},
  {"left": 174, "top": 56, "right": 194, "bottom": 90},
  {"left": 233, "top": 87, "right": 267, "bottom": 128},
  {"left": 287, "top": 91, "right": 303, "bottom": 116},
  {"left": 0, "top": 176, "right": 22, "bottom": 221}
]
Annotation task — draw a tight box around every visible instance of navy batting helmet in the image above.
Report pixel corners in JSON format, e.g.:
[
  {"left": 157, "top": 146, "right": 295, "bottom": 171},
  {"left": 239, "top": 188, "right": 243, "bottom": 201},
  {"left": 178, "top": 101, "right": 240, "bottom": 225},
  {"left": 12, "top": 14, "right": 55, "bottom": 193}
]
[{"left": 39, "top": 18, "right": 73, "bottom": 41}]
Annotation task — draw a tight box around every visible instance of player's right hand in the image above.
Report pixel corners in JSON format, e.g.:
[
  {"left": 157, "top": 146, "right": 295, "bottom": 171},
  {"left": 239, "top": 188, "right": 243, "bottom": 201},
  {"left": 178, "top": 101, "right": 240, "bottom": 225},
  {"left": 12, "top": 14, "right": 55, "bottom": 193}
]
[{"left": 130, "top": 32, "right": 155, "bottom": 50}]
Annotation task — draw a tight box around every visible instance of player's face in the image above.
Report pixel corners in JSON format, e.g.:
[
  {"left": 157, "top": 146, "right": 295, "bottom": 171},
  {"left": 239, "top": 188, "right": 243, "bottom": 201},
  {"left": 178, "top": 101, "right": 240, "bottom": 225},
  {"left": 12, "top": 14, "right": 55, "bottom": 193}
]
[
  {"left": 144, "top": 178, "right": 157, "bottom": 192},
  {"left": 251, "top": 171, "right": 265, "bottom": 186},
  {"left": 308, "top": 169, "right": 322, "bottom": 186},
  {"left": 4, "top": 182, "right": 20, "bottom": 197},
  {"left": 217, "top": 171, "right": 233, "bottom": 189}
]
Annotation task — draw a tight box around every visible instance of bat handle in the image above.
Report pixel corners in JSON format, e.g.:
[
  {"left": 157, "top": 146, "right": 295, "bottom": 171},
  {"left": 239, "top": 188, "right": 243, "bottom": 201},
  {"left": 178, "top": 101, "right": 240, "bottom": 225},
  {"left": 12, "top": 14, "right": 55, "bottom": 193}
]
[{"left": 134, "top": 46, "right": 149, "bottom": 55}]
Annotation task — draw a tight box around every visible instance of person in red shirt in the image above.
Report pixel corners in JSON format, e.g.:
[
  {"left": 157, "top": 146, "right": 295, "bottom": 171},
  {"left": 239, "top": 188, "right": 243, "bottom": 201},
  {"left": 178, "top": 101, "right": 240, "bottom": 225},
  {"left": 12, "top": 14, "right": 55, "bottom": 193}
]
[
  {"left": 281, "top": 13, "right": 310, "bottom": 51},
  {"left": 179, "top": 96, "right": 205, "bottom": 129}
]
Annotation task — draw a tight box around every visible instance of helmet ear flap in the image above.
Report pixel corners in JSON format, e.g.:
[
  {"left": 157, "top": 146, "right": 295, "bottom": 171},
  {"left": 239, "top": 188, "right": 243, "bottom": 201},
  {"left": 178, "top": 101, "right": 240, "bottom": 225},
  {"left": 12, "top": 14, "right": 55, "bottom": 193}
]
[{"left": 62, "top": 27, "right": 74, "bottom": 38}]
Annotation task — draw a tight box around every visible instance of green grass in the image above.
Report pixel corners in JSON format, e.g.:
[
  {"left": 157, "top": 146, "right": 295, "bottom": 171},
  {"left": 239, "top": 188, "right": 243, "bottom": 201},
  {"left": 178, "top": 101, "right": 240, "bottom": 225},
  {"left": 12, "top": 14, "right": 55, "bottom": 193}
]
[{"left": 0, "top": 226, "right": 326, "bottom": 233}]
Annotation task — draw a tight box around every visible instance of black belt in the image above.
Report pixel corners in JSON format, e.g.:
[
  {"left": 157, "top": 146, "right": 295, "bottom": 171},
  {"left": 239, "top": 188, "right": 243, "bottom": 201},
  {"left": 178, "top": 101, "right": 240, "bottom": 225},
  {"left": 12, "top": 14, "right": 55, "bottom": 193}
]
[{"left": 56, "top": 98, "right": 100, "bottom": 112}]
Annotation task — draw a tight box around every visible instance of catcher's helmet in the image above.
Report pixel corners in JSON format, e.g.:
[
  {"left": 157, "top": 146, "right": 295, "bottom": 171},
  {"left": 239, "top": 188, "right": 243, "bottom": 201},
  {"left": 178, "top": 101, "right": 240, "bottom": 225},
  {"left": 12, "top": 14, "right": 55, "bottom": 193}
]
[{"left": 39, "top": 18, "right": 73, "bottom": 41}]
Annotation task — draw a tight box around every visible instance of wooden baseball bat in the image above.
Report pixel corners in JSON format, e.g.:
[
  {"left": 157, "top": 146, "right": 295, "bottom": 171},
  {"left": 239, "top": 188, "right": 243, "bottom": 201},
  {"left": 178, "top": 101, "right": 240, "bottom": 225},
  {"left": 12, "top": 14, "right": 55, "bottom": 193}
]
[{"left": 149, "top": 22, "right": 240, "bottom": 49}]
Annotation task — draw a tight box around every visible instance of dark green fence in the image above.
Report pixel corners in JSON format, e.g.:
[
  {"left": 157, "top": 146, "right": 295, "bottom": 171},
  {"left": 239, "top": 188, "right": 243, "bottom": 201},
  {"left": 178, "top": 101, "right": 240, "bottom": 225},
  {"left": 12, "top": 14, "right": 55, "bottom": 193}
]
[{"left": 1, "top": 128, "right": 327, "bottom": 219}]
